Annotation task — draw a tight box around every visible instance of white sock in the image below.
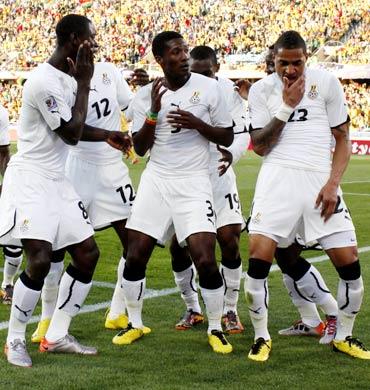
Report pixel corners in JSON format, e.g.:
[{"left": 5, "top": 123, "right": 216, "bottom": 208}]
[
  {"left": 173, "top": 264, "right": 201, "bottom": 313},
  {"left": 282, "top": 273, "right": 322, "bottom": 327},
  {"left": 41, "top": 262, "right": 64, "bottom": 320},
  {"left": 245, "top": 275, "right": 270, "bottom": 341},
  {"left": 121, "top": 276, "right": 145, "bottom": 329},
  {"left": 7, "top": 276, "right": 41, "bottom": 343},
  {"left": 335, "top": 276, "right": 364, "bottom": 341},
  {"left": 45, "top": 269, "right": 92, "bottom": 342},
  {"left": 109, "top": 257, "right": 127, "bottom": 318},
  {"left": 220, "top": 264, "right": 242, "bottom": 315},
  {"left": 295, "top": 265, "right": 338, "bottom": 316},
  {"left": 200, "top": 286, "right": 223, "bottom": 334},
  {"left": 2, "top": 248, "right": 23, "bottom": 289}
]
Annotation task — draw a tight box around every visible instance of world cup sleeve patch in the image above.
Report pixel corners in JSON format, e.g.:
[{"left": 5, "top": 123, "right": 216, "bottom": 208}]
[{"left": 44, "top": 96, "right": 59, "bottom": 112}]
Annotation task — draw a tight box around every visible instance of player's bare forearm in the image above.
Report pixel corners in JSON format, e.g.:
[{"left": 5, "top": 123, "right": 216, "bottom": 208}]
[
  {"left": 55, "top": 82, "right": 90, "bottom": 145},
  {"left": 132, "top": 124, "right": 156, "bottom": 156},
  {"left": 329, "top": 122, "right": 351, "bottom": 186},
  {"left": 250, "top": 118, "right": 286, "bottom": 156},
  {"left": 196, "top": 122, "right": 234, "bottom": 147},
  {"left": 0, "top": 147, "right": 10, "bottom": 177},
  {"left": 81, "top": 124, "right": 109, "bottom": 141}
]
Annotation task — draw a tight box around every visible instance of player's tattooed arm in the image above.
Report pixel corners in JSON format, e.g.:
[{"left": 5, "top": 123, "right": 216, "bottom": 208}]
[
  {"left": 315, "top": 120, "right": 351, "bottom": 222},
  {"left": 250, "top": 119, "right": 286, "bottom": 156},
  {"left": 251, "top": 75, "right": 305, "bottom": 156}
]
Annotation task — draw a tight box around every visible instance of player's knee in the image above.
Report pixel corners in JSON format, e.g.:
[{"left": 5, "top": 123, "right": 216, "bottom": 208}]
[
  {"left": 336, "top": 259, "right": 361, "bottom": 280},
  {"left": 74, "top": 242, "right": 100, "bottom": 276},
  {"left": 247, "top": 258, "right": 271, "bottom": 279},
  {"left": 195, "top": 254, "right": 218, "bottom": 280},
  {"left": 26, "top": 245, "right": 52, "bottom": 281},
  {"left": 219, "top": 235, "right": 239, "bottom": 260}
]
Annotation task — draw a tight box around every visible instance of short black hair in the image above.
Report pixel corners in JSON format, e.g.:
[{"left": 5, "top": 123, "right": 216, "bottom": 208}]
[
  {"left": 152, "top": 31, "right": 183, "bottom": 57},
  {"left": 190, "top": 45, "right": 217, "bottom": 65},
  {"left": 56, "top": 14, "right": 91, "bottom": 46},
  {"left": 274, "top": 31, "right": 307, "bottom": 54}
]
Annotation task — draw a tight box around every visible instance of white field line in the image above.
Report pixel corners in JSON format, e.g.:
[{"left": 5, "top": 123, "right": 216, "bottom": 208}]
[
  {"left": 343, "top": 192, "right": 370, "bottom": 197},
  {"left": 1, "top": 246, "right": 370, "bottom": 331},
  {"left": 341, "top": 180, "right": 370, "bottom": 184}
]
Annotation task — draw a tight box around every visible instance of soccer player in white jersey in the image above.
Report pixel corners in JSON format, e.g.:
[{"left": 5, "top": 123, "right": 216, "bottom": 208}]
[
  {"left": 29, "top": 62, "right": 149, "bottom": 342},
  {"left": 170, "top": 45, "right": 249, "bottom": 334},
  {"left": 261, "top": 45, "right": 338, "bottom": 342},
  {"left": 0, "top": 14, "right": 130, "bottom": 367},
  {"left": 0, "top": 103, "right": 24, "bottom": 304},
  {"left": 245, "top": 30, "right": 369, "bottom": 361},
  {"left": 113, "top": 31, "right": 234, "bottom": 354}
]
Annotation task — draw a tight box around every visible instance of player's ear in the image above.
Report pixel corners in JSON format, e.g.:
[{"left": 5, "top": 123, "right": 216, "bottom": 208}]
[
  {"left": 215, "top": 63, "right": 220, "bottom": 73},
  {"left": 69, "top": 32, "right": 79, "bottom": 46},
  {"left": 155, "top": 55, "right": 164, "bottom": 66}
]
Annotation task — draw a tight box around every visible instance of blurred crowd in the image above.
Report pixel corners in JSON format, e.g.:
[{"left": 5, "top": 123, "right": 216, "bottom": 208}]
[
  {"left": 0, "top": 0, "right": 368, "bottom": 70},
  {"left": 0, "top": 0, "right": 368, "bottom": 131}
]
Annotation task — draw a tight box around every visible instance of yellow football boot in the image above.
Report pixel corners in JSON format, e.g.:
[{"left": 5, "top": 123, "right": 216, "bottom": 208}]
[
  {"left": 333, "top": 336, "right": 370, "bottom": 359},
  {"left": 112, "top": 324, "right": 144, "bottom": 345},
  {"left": 248, "top": 338, "right": 272, "bottom": 362},
  {"left": 31, "top": 318, "right": 51, "bottom": 343},
  {"left": 105, "top": 310, "right": 129, "bottom": 330},
  {"left": 208, "top": 330, "right": 233, "bottom": 354}
]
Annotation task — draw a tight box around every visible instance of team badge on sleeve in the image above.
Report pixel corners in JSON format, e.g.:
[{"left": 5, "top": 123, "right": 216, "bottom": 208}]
[
  {"left": 307, "top": 85, "right": 318, "bottom": 99},
  {"left": 190, "top": 91, "right": 200, "bottom": 104},
  {"left": 45, "top": 96, "right": 58, "bottom": 112}
]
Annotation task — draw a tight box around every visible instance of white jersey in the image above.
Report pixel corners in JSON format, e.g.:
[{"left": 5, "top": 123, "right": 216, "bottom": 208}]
[
  {"left": 249, "top": 68, "right": 348, "bottom": 173},
  {"left": 0, "top": 103, "right": 10, "bottom": 146},
  {"left": 68, "top": 62, "right": 133, "bottom": 164},
  {"left": 9, "top": 63, "right": 76, "bottom": 179},
  {"left": 209, "top": 77, "right": 248, "bottom": 171},
  {"left": 130, "top": 72, "right": 233, "bottom": 178}
]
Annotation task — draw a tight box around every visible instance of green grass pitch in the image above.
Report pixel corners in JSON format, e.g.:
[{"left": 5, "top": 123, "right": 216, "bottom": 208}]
[{"left": 0, "top": 151, "right": 369, "bottom": 389}]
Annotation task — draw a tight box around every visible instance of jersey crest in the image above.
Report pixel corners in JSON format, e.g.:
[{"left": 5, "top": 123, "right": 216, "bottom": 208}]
[
  {"left": 102, "top": 73, "right": 111, "bottom": 85},
  {"left": 307, "top": 84, "right": 318, "bottom": 100},
  {"left": 189, "top": 91, "right": 200, "bottom": 104}
]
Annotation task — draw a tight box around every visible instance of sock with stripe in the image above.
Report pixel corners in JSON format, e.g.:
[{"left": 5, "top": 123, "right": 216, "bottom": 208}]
[
  {"left": 45, "top": 264, "right": 92, "bottom": 342},
  {"left": 121, "top": 274, "right": 145, "bottom": 329},
  {"left": 7, "top": 272, "right": 42, "bottom": 344},
  {"left": 173, "top": 263, "right": 201, "bottom": 313}
]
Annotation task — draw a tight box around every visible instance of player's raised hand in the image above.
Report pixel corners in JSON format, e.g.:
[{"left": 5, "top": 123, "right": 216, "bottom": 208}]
[
  {"left": 106, "top": 131, "right": 132, "bottom": 153},
  {"left": 67, "top": 40, "right": 94, "bottom": 85},
  {"left": 217, "top": 145, "right": 233, "bottom": 176},
  {"left": 150, "top": 78, "right": 167, "bottom": 113},
  {"left": 282, "top": 75, "right": 305, "bottom": 108},
  {"left": 234, "top": 79, "right": 252, "bottom": 100},
  {"left": 315, "top": 182, "right": 338, "bottom": 222}
]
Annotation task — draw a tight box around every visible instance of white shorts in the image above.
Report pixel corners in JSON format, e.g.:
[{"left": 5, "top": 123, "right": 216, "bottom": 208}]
[
  {"left": 65, "top": 154, "right": 134, "bottom": 230},
  {"left": 248, "top": 164, "right": 356, "bottom": 245},
  {"left": 126, "top": 169, "right": 216, "bottom": 244},
  {"left": 0, "top": 167, "right": 94, "bottom": 250},
  {"left": 210, "top": 167, "right": 244, "bottom": 229}
]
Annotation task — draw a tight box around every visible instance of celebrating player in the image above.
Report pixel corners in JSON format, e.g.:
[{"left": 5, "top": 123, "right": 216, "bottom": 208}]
[
  {"left": 0, "top": 14, "right": 129, "bottom": 367},
  {"left": 170, "top": 45, "right": 249, "bottom": 334},
  {"left": 245, "top": 30, "right": 369, "bottom": 361},
  {"left": 113, "top": 31, "right": 234, "bottom": 354}
]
